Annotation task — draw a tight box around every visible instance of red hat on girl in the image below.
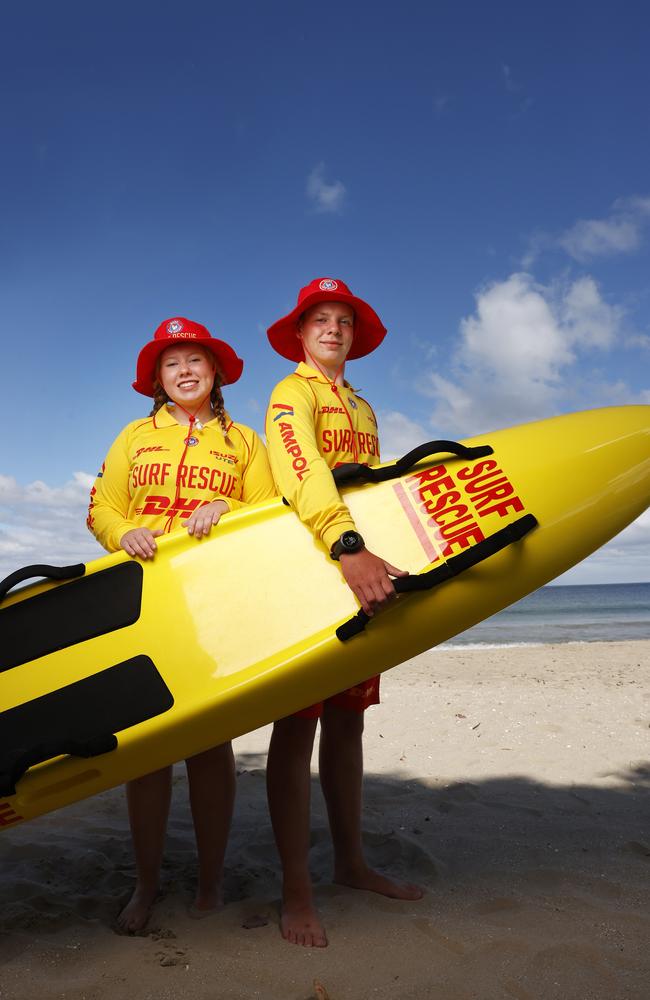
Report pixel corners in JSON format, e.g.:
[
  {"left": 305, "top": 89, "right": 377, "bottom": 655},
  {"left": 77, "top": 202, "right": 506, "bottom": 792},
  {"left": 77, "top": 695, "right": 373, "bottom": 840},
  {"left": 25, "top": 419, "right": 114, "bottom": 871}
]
[
  {"left": 133, "top": 317, "right": 244, "bottom": 397},
  {"left": 267, "top": 278, "right": 387, "bottom": 362}
]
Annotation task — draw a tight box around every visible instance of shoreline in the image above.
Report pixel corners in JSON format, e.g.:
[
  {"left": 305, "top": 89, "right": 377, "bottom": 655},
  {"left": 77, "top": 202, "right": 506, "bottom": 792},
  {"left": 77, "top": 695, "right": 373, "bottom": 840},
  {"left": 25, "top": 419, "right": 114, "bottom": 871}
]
[
  {"left": 442, "top": 635, "right": 650, "bottom": 649},
  {"left": 1, "top": 639, "right": 649, "bottom": 999}
]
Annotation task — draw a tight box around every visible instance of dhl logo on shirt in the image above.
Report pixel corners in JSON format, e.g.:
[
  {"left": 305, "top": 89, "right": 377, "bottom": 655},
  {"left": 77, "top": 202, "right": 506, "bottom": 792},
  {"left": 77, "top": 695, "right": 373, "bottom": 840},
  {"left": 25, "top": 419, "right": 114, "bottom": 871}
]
[
  {"left": 135, "top": 446, "right": 170, "bottom": 458},
  {"left": 136, "top": 496, "right": 206, "bottom": 519}
]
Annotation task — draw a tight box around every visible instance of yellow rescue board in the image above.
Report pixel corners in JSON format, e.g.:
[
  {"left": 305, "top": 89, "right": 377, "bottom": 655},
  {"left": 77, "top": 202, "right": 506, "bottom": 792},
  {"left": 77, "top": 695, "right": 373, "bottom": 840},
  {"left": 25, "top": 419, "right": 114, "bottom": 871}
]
[{"left": 1, "top": 405, "right": 649, "bottom": 829}]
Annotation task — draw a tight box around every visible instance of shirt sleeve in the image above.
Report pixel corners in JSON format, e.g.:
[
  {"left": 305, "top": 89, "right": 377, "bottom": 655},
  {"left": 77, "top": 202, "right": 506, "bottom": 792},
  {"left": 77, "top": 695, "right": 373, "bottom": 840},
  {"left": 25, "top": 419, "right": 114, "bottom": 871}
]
[
  {"left": 86, "top": 425, "right": 140, "bottom": 553},
  {"left": 265, "top": 378, "right": 356, "bottom": 551},
  {"left": 220, "top": 426, "right": 277, "bottom": 511}
]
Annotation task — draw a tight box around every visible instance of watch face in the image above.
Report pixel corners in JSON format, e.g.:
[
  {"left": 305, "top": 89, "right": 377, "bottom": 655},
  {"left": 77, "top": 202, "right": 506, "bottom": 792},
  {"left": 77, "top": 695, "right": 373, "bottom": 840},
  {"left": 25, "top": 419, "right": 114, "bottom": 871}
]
[
  {"left": 331, "top": 530, "right": 364, "bottom": 559},
  {"left": 341, "top": 531, "right": 362, "bottom": 551}
]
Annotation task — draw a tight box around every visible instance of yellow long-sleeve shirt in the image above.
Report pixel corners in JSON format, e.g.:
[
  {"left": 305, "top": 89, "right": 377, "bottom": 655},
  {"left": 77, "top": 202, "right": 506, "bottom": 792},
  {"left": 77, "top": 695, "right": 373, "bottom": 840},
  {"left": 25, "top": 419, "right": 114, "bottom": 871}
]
[
  {"left": 265, "top": 362, "right": 380, "bottom": 552},
  {"left": 88, "top": 405, "right": 275, "bottom": 552}
]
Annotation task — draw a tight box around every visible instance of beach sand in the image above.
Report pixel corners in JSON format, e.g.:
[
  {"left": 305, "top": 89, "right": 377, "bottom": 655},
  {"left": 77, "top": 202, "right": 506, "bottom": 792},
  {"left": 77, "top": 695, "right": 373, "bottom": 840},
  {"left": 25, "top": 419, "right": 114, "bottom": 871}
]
[{"left": 1, "top": 640, "right": 649, "bottom": 1000}]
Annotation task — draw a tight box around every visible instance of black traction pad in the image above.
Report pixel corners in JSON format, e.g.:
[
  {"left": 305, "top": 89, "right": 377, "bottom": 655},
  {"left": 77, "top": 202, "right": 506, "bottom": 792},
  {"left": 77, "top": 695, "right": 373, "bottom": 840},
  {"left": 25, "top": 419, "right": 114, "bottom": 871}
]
[
  {"left": 0, "top": 562, "right": 144, "bottom": 673},
  {"left": 0, "top": 654, "right": 174, "bottom": 796}
]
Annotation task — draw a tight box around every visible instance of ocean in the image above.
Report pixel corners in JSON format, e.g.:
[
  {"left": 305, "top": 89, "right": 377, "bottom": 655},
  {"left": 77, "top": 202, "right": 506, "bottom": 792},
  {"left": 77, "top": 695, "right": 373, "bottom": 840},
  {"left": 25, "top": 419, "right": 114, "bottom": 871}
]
[{"left": 441, "top": 582, "right": 650, "bottom": 648}]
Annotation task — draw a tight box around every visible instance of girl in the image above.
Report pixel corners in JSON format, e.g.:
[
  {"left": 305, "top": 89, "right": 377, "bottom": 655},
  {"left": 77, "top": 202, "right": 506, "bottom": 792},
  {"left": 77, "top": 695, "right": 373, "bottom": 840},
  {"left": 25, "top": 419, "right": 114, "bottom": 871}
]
[{"left": 88, "top": 316, "right": 275, "bottom": 932}]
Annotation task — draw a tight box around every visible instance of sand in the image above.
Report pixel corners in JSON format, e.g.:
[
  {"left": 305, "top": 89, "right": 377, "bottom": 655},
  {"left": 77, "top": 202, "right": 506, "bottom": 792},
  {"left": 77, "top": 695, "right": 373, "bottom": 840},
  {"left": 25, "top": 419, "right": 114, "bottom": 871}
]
[{"left": 1, "top": 640, "right": 649, "bottom": 1000}]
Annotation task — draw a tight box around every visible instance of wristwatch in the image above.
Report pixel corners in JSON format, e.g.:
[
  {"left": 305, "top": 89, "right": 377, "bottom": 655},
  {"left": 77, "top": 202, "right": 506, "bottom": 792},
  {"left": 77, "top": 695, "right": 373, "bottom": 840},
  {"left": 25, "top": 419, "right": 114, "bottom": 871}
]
[{"left": 330, "top": 530, "right": 365, "bottom": 561}]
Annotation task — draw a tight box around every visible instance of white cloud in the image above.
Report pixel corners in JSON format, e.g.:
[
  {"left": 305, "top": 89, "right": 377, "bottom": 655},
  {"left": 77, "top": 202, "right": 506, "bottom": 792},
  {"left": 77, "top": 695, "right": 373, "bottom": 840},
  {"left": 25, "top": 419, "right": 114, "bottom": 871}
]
[
  {"left": 626, "top": 333, "right": 650, "bottom": 351},
  {"left": 560, "top": 217, "right": 640, "bottom": 260},
  {"left": 416, "top": 272, "right": 628, "bottom": 435},
  {"left": 560, "top": 276, "right": 623, "bottom": 349},
  {"left": 0, "top": 471, "right": 103, "bottom": 580},
  {"left": 377, "top": 411, "right": 428, "bottom": 460},
  {"left": 306, "top": 163, "right": 346, "bottom": 214},
  {"left": 558, "top": 195, "right": 650, "bottom": 263},
  {"left": 523, "top": 195, "right": 650, "bottom": 267}
]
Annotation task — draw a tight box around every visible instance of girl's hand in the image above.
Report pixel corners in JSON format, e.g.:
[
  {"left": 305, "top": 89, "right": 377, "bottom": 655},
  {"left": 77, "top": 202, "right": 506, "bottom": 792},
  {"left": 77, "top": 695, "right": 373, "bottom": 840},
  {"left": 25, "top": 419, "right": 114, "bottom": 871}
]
[
  {"left": 187, "top": 500, "right": 229, "bottom": 537},
  {"left": 120, "top": 527, "right": 164, "bottom": 560}
]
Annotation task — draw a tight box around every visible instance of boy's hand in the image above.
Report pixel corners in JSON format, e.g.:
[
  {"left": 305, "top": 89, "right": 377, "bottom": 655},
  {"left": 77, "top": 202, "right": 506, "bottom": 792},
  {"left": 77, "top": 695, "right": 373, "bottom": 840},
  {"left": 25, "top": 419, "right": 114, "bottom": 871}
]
[{"left": 340, "top": 549, "right": 409, "bottom": 616}]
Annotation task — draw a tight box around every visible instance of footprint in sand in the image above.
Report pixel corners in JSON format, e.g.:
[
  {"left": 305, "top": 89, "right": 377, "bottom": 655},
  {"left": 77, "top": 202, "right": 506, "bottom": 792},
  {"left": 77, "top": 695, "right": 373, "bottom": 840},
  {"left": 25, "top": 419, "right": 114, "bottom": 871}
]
[
  {"left": 412, "top": 918, "right": 465, "bottom": 954},
  {"left": 156, "top": 940, "right": 187, "bottom": 967},
  {"left": 443, "top": 782, "right": 480, "bottom": 802},
  {"left": 625, "top": 840, "right": 650, "bottom": 859},
  {"left": 434, "top": 783, "right": 481, "bottom": 814},
  {"left": 503, "top": 978, "right": 533, "bottom": 1000},
  {"left": 157, "top": 951, "right": 187, "bottom": 967},
  {"left": 361, "top": 830, "right": 442, "bottom": 882}
]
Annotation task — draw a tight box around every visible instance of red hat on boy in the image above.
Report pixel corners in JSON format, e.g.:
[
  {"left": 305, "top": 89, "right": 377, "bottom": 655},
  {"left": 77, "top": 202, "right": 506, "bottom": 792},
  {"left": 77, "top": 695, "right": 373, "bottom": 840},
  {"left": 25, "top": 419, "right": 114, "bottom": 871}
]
[
  {"left": 133, "top": 317, "right": 244, "bottom": 397},
  {"left": 266, "top": 278, "right": 387, "bottom": 363}
]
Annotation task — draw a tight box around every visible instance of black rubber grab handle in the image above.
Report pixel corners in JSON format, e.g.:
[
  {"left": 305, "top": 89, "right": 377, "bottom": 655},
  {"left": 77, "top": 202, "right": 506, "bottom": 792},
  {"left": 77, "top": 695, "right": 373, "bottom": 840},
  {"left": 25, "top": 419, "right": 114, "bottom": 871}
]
[
  {"left": 281, "top": 439, "right": 493, "bottom": 506},
  {"left": 336, "top": 513, "right": 538, "bottom": 642},
  {"left": 0, "top": 733, "right": 118, "bottom": 797},
  {"left": 332, "top": 440, "right": 494, "bottom": 487},
  {"left": 0, "top": 563, "right": 86, "bottom": 604}
]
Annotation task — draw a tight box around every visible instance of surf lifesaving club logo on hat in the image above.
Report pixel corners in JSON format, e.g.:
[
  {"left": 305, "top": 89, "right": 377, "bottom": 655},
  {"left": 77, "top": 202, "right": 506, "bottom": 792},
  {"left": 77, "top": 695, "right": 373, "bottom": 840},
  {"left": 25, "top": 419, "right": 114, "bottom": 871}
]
[
  {"left": 319, "top": 279, "right": 338, "bottom": 291},
  {"left": 166, "top": 319, "right": 198, "bottom": 339}
]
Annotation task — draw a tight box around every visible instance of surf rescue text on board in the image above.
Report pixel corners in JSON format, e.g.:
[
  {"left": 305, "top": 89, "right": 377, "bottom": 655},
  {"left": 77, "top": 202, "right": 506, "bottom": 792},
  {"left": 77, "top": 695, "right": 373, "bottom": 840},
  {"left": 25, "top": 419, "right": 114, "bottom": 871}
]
[
  {"left": 0, "top": 802, "right": 23, "bottom": 828},
  {"left": 406, "top": 459, "right": 524, "bottom": 558}
]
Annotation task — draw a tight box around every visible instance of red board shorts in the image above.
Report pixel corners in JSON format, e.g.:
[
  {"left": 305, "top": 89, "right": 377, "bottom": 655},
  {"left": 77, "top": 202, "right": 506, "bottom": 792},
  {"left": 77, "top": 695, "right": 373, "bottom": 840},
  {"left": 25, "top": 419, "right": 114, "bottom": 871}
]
[{"left": 293, "top": 675, "right": 380, "bottom": 719}]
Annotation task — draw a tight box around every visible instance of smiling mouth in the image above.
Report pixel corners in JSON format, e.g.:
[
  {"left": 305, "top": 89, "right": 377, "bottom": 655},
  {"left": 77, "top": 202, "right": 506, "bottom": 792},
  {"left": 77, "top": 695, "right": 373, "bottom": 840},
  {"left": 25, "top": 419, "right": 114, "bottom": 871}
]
[{"left": 178, "top": 380, "right": 199, "bottom": 389}]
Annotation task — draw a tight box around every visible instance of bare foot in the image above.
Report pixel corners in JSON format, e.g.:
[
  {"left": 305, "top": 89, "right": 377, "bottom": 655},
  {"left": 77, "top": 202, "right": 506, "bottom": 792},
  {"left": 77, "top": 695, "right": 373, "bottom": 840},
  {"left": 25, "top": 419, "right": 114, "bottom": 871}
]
[
  {"left": 334, "top": 865, "right": 423, "bottom": 900},
  {"left": 280, "top": 889, "right": 328, "bottom": 948},
  {"left": 116, "top": 885, "right": 158, "bottom": 934},
  {"left": 189, "top": 885, "right": 224, "bottom": 919}
]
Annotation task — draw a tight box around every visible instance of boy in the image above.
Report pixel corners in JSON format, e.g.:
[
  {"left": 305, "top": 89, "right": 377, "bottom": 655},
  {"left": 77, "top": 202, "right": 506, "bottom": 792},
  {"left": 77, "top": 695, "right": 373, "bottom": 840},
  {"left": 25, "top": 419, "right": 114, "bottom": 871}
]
[{"left": 265, "top": 278, "right": 422, "bottom": 948}]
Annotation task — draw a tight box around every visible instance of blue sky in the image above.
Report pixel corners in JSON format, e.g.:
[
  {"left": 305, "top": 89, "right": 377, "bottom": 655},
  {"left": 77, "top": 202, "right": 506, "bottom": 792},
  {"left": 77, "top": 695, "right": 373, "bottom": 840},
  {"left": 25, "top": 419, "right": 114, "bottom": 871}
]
[{"left": 1, "top": 0, "right": 649, "bottom": 583}]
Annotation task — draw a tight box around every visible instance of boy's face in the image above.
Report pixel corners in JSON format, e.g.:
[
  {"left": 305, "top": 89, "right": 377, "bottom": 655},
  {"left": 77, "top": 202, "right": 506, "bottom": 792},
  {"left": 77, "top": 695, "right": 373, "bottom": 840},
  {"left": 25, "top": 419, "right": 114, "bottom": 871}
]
[{"left": 298, "top": 301, "right": 354, "bottom": 371}]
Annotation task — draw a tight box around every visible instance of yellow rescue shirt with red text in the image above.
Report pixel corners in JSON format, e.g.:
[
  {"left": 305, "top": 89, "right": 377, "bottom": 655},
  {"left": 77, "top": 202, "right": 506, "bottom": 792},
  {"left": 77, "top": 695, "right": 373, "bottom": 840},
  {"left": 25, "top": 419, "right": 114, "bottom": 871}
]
[
  {"left": 265, "top": 362, "right": 380, "bottom": 551},
  {"left": 88, "top": 406, "right": 275, "bottom": 552}
]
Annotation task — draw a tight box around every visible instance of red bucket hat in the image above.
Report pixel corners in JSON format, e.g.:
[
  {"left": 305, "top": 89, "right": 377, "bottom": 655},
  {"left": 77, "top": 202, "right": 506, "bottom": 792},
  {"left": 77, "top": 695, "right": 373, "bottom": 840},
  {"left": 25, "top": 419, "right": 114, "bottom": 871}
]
[
  {"left": 132, "top": 317, "right": 244, "bottom": 397},
  {"left": 267, "top": 278, "right": 387, "bottom": 363}
]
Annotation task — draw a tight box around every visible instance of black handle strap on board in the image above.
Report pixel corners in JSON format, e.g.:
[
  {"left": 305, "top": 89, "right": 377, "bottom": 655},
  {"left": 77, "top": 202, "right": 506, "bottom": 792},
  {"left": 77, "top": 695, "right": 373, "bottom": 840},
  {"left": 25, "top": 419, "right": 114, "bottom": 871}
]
[
  {"left": 331, "top": 439, "right": 494, "bottom": 487},
  {"left": 0, "top": 563, "right": 86, "bottom": 604},
  {"left": 281, "top": 439, "right": 494, "bottom": 506},
  {"left": 335, "top": 512, "right": 538, "bottom": 642},
  {"left": 0, "top": 733, "right": 118, "bottom": 798}
]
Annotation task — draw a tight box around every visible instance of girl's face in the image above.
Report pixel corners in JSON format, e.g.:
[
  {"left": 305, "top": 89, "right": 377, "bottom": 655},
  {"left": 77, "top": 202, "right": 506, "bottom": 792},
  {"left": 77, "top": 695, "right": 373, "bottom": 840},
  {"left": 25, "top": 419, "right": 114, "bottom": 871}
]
[
  {"left": 298, "top": 301, "right": 354, "bottom": 373},
  {"left": 158, "top": 344, "right": 216, "bottom": 408}
]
